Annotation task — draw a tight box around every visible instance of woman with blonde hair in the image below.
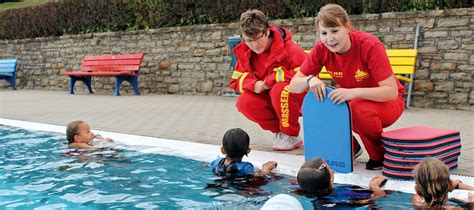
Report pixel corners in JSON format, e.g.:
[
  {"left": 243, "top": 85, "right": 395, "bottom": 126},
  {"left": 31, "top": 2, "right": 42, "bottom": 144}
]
[{"left": 290, "top": 4, "right": 405, "bottom": 170}]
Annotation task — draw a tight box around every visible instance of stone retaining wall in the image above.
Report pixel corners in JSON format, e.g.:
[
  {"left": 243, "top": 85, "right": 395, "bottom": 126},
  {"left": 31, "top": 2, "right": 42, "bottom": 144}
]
[{"left": 0, "top": 8, "right": 472, "bottom": 110}]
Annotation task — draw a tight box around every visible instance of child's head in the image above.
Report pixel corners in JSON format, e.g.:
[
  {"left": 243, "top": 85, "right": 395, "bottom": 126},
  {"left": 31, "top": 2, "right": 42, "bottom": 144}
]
[
  {"left": 414, "top": 157, "right": 450, "bottom": 207},
  {"left": 316, "top": 4, "right": 350, "bottom": 30},
  {"left": 297, "top": 157, "right": 334, "bottom": 194},
  {"left": 221, "top": 128, "right": 250, "bottom": 159},
  {"left": 66, "top": 120, "right": 94, "bottom": 144}
]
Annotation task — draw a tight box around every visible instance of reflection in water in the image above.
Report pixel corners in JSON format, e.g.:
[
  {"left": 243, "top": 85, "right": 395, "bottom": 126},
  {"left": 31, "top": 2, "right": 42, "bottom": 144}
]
[{"left": 205, "top": 174, "right": 284, "bottom": 197}]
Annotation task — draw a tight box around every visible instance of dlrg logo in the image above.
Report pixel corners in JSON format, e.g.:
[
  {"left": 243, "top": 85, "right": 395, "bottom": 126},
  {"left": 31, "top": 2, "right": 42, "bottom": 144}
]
[{"left": 327, "top": 159, "right": 346, "bottom": 168}]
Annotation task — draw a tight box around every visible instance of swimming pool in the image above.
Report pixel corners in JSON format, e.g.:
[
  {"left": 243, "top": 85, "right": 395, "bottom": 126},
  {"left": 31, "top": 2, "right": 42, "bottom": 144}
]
[{"left": 0, "top": 121, "right": 472, "bottom": 209}]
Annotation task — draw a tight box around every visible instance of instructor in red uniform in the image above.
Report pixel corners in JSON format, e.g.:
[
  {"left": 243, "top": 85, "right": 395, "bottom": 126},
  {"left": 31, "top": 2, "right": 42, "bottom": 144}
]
[
  {"left": 290, "top": 4, "right": 405, "bottom": 169},
  {"left": 229, "top": 9, "right": 306, "bottom": 151}
]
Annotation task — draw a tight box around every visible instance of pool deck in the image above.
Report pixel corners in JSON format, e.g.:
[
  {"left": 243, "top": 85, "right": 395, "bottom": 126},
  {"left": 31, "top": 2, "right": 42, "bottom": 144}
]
[{"left": 1, "top": 90, "right": 473, "bottom": 176}]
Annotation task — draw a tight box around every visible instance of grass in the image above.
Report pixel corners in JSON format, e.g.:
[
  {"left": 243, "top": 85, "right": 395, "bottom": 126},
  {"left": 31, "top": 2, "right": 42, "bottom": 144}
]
[{"left": 0, "top": 0, "right": 49, "bottom": 12}]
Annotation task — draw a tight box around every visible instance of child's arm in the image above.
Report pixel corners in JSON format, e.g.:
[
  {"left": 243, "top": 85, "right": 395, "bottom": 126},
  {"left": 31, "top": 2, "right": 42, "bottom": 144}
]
[
  {"left": 369, "top": 176, "right": 387, "bottom": 198},
  {"left": 255, "top": 161, "right": 277, "bottom": 176},
  {"left": 261, "top": 161, "right": 277, "bottom": 174},
  {"left": 449, "top": 179, "right": 474, "bottom": 191}
]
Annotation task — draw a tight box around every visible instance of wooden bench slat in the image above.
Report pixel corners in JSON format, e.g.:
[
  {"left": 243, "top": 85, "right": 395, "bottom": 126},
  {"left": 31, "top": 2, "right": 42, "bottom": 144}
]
[
  {"left": 388, "top": 57, "right": 417, "bottom": 66},
  {"left": 82, "top": 60, "right": 142, "bottom": 66},
  {"left": 0, "top": 67, "right": 16, "bottom": 73},
  {"left": 386, "top": 49, "right": 418, "bottom": 57},
  {"left": 392, "top": 65, "right": 415, "bottom": 74},
  {"left": 318, "top": 73, "right": 332, "bottom": 79},
  {"left": 64, "top": 71, "right": 138, "bottom": 76},
  {"left": 81, "top": 65, "right": 141, "bottom": 71},
  {"left": 84, "top": 54, "right": 144, "bottom": 61},
  {"left": 0, "top": 64, "right": 16, "bottom": 68},
  {"left": 0, "top": 59, "right": 18, "bottom": 64},
  {"left": 395, "top": 75, "right": 412, "bottom": 83},
  {"left": 0, "top": 63, "right": 16, "bottom": 68}
]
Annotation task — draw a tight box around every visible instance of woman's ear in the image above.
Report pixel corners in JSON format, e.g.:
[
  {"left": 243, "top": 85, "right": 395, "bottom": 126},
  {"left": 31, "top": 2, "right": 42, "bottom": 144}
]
[{"left": 220, "top": 147, "right": 226, "bottom": 155}]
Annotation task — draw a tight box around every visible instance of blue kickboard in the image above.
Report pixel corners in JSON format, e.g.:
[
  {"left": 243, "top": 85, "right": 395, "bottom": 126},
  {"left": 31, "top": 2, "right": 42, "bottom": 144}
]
[{"left": 302, "top": 87, "right": 353, "bottom": 173}]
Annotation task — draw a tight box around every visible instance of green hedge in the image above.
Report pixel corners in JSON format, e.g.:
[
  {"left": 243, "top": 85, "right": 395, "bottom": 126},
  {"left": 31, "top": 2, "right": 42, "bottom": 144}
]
[{"left": 0, "top": 0, "right": 471, "bottom": 40}]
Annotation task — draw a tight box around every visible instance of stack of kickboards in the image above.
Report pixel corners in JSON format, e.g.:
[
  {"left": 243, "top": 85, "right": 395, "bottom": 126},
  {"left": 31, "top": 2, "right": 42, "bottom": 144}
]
[{"left": 381, "top": 126, "right": 461, "bottom": 180}]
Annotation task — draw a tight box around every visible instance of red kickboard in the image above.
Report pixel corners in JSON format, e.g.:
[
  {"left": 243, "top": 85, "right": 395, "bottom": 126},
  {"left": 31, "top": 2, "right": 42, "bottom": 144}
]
[
  {"left": 383, "top": 136, "right": 460, "bottom": 149},
  {"left": 382, "top": 161, "right": 458, "bottom": 180},
  {"left": 382, "top": 126, "right": 460, "bottom": 141}
]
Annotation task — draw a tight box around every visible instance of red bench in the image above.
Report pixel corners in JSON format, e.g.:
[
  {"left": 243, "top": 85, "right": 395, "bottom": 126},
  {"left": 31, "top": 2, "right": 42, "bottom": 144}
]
[{"left": 64, "top": 54, "right": 144, "bottom": 96}]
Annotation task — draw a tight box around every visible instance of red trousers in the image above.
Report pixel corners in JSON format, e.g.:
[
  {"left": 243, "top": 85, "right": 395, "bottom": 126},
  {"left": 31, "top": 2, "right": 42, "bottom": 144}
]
[
  {"left": 350, "top": 95, "right": 405, "bottom": 161},
  {"left": 236, "top": 83, "right": 306, "bottom": 136}
]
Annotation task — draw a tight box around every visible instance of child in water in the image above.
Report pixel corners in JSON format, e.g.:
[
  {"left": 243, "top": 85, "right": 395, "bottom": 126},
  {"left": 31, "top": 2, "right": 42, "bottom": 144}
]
[
  {"left": 210, "top": 128, "right": 277, "bottom": 178},
  {"left": 66, "top": 120, "right": 113, "bottom": 149}
]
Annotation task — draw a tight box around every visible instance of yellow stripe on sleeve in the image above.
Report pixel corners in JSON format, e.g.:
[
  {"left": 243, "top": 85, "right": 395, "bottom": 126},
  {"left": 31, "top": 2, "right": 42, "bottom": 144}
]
[
  {"left": 274, "top": 66, "right": 285, "bottom": 82},
  {"left": 238, "top": 72, "right": 249, "bottom": 93},
  {"left": 231, "top": 70, "right": 243, "bottom": 79}
]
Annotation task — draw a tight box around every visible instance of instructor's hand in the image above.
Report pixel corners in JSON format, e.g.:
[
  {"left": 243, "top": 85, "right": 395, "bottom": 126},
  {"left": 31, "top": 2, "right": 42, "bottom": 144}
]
[
  {"left": 308, "top": 76, "right": 326, "bottom": 101},
  {"left": 254, "top": 81, "right": 269, "bottom": 94},
  {"left": 329, "top": 88, "right": 358, "bottom": 104}
]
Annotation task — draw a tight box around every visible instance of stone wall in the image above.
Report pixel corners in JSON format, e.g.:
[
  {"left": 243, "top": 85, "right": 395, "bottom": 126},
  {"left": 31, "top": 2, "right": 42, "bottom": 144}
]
[{"left": 0, "top": 8, "right": 472, "bottom": 110}]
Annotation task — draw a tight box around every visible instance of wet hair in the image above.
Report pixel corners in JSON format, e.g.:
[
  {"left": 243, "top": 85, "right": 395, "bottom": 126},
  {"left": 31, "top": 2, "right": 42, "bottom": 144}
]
[
  {"left": 297, "top": 157, "right": 332, "bottom": 194},
  {"left": 316, "top": 4, "right": 350, "bottom": 29},
  {"left": 239, "top": 9, "right": 269, "bottom": 37},
  {"left": 66, "top": 120, "right": 84, "bottom": 144},
  {"left": 413, "top": 158, "right": 450, "bottom": 207},
  {"left": 222, "top": 128, "right": 250, "bottom": 159}
]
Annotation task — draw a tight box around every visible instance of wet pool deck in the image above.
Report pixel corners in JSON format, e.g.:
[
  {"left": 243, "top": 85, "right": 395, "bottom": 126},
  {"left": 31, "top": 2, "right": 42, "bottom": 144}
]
[{"left": 1, "top": 90, "right": 473, "bottom": 176}]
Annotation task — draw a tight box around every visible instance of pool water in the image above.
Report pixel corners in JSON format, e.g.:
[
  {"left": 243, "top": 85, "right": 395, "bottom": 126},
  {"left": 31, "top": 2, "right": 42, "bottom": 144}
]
[{"left": 0, "top": 125, "right": 469, "bottom": 209}]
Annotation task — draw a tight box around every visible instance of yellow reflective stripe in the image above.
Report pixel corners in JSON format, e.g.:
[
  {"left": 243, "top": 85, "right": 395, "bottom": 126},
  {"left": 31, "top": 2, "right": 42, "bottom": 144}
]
[
  {"left": 293, "top": 67, "right": 301, "bottom": 72},
  {"left": 231, "top": 70, "right": 243, "bottom": 79},
  {"left": 274, "top": 66, "right": 285, "bottom": 82},
  {"left": 238, "top": 72, "right": 249, "bottom": 93}
]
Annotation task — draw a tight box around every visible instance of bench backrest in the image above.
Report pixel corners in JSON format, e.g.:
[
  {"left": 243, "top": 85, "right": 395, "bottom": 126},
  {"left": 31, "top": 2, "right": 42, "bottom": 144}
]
[
  {"left": 81, "top": 54, "right": 144, "bottom": 72},
  {"left": 304, "top": 49, "right": 418, "bottom": 80},
  {"left": 0, "top": 59, "right": 18, "bottom": 74},
  {"left": 386, "top": 49, "right": 418, "bottom": 75}
]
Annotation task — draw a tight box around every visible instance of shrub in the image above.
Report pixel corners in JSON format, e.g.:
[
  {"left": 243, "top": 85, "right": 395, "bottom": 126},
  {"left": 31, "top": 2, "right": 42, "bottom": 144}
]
[{"left": 0, "top": 0, "right": 471, "bottom": 40}]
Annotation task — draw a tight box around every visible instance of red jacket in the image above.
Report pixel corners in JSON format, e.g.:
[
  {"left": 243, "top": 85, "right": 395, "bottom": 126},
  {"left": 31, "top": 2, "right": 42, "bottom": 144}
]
[{"left": 228, "top": 25, "right": 305, "bottom": 93}]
